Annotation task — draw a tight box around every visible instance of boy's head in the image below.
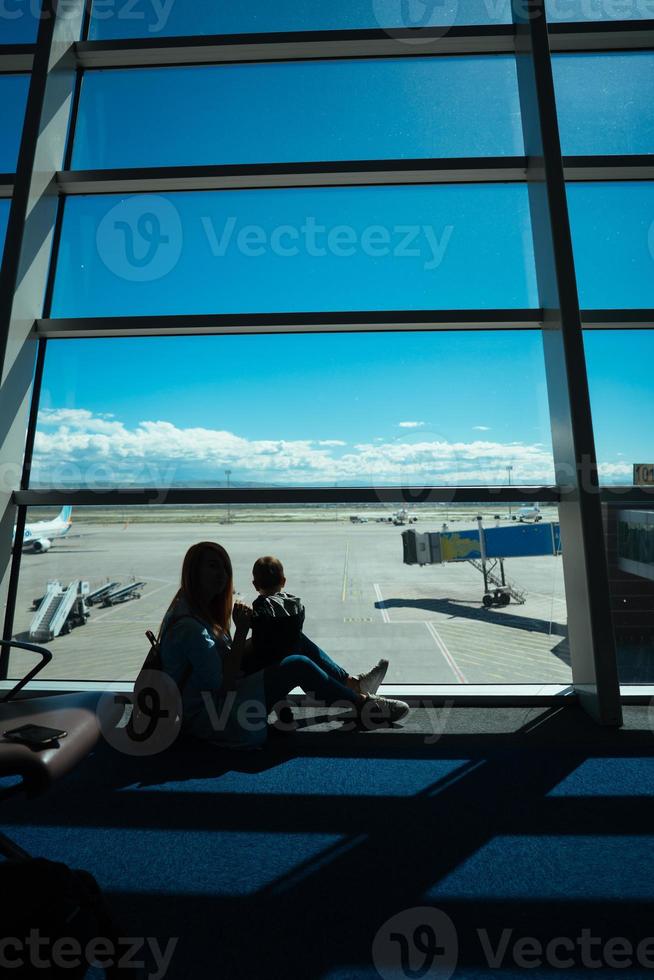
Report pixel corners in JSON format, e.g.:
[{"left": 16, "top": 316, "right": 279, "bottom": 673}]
[{"left": 252, "top": 556, "right": 286, "bottom": 595}]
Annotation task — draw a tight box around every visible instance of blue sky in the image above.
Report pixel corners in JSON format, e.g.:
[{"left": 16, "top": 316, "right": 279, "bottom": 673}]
[
  {"left": 29, "top": 329, "right": 652, "bottom": 487},
  {"left": 1, "top": 38, "right": 653, "bottom": 487}
]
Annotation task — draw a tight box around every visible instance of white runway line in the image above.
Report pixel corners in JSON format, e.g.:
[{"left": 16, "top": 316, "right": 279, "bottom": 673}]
[
  {"left": 424, "top": 621, "right": 468, "bottom": 684},
  {"left": 341, "top": 541, "right": 350, "bottom": 602},
  {"left": 373, "top": 583, "right": 390, "bottom": 623}
]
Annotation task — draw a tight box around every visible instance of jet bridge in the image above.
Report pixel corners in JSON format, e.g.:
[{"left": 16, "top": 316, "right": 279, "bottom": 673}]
[
  {"left": 402, "top": 518, "right": 562, "bottom": 607},
  {"left": 29, "top": 580, "right": 90, "bottom": 642}
]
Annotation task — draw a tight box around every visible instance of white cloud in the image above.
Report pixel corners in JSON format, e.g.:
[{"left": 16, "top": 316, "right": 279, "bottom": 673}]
[
  {"left": 398, "top": 421, "right": 425, "bottom": 429},
  {"left": 473, "top": 425, "right": 491, "bottom": 431},
  {"left": 30, "top": 406, "right": 565, "bottom": 486}
]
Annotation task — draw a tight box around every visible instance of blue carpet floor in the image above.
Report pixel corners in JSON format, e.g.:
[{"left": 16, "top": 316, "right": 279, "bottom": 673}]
[{"left": 2, "top": 708, "right": 654, "bottom": 979}]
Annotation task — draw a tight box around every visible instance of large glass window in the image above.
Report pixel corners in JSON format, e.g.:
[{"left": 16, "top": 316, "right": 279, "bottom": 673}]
[
  {"left": 33, "top": 333, "right": 553, "bottom": 489},
  {"left": 51, "top": 186, "right": 538, "bottom": 317},
  {"left": 10, "top": 502, "right": 568, "bottom": 685},
  {"left": 72, "top": 58, "right": 524, "bottom": 169},
  {"left": 567, "top": 183, "right": 654, "bottom": 309},
  {"left": 0, "top": 74, "right": 29, "bottom": 171},
  {"left": 554, "top": 53, "right": 654, "bottom": 156}
]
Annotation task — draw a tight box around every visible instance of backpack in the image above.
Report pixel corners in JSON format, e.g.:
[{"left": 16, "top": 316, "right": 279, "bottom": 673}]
[
  {"left": 126, "top": 614, "right": 200, "bottom": 741},
  {"left": 0, "top": 857, "right": 122, "bottom": 979}
]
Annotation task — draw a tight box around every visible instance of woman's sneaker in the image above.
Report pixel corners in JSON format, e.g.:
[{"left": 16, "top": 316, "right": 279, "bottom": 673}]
[
  {"left": 356, "top": 658, "right": 389, "bottom": 696},
  {"left": 357, "top": 694, "right": 409, "bottom": 726}
]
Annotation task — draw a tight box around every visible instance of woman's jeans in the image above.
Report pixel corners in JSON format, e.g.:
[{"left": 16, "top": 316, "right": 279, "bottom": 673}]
[{"left": 262, "top": 634, "right": 359, "bottom": 713}]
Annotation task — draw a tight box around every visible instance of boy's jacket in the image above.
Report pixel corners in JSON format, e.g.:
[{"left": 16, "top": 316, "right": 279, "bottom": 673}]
[{"left": 251, "top": 592, "right": 306, "bottom": 661}]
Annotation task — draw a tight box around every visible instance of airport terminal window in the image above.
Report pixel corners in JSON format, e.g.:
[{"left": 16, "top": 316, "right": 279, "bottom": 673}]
[
  {"left": 0, "top": 74, "right": 29, "bottom": 172},
  {"left": 567, "top": 183, "right": 654, "bottom": 310},
  {"left": 584, "top": 331, "right": 654, "bottom": 487},
  {"left": 33, "top": 332, "right": 554, "bottom": 489},
  {"left": 72, "top": 57, "right": 524, "bottom": 170},
  {"left": 3, "top": 0, "right": 651, "bottom": 695},
  {"left": 50, "top": 185, "right": 539, "bottom": 318},
  {"left": 9, "top": 503, "right": 569, "bottom": 685},
  {"left": 85, "top": 0, "right": 511, "bottom": 40},
  {"left": 553, "top": 53, "right": 654, "bottom": 156}
]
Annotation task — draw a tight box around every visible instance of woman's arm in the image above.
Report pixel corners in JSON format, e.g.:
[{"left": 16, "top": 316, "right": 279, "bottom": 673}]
[{"left": 221, "top": 602, "right": 252, "bottom": 691}]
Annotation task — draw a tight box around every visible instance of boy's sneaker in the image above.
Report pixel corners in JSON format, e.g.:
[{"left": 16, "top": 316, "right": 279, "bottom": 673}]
[
  {"left": 357, "top": 694, "right": 410, "bottom": 726},
  {"left": 356, "top": 658, "right": 389, "bottom": 696}
]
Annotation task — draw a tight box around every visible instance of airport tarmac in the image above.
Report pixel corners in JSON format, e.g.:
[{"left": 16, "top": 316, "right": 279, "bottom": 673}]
[{"left": 9, "top": 517, "right": 570, "bottom": 686}]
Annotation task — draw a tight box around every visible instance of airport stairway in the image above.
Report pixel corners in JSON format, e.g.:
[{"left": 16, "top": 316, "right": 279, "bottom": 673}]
[{"left": 29, "top": 581, "right": 89, "bottom": 642}]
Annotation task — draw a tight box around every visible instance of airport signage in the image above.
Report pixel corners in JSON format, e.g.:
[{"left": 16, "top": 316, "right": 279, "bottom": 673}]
[{"left": 633, "top": 463, "right": 654, "bottom": 486}]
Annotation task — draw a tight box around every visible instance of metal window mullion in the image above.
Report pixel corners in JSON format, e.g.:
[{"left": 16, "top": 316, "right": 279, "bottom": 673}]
[
  {"left": 14, "top": 486, "right": 559, "bottom": 507},
  {"left": 72, "top": 20, "right": 654, "bottom": 67},
  {"left": 513, "top": 0, "right": 621, "bottom": 726},
  {"left": 1, "top": 339, "right": 47, "bottom": 656},
  {"left": 0, "top": 1, "right": 85, "bottom": 673}
]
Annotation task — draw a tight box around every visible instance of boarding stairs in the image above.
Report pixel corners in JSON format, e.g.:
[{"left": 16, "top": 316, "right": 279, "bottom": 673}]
[
  {"left": 467, "top": 558, "right": 527, "bottom": 606},
  {"left": 29, "top": 580, "right": 90, "bottom": 642}
]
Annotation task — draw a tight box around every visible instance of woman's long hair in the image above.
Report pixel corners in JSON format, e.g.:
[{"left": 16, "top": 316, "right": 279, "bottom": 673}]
[{"left": 160, "top": 541, "right": 233, "bottom": 639}]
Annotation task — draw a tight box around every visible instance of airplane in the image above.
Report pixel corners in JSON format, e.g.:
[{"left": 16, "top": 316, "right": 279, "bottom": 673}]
[
  {"left": 512, "top": 505, "right": 542, "bottom": 523},
  {"left": 15, "top": 506, "right": 73, "bottom": 553}
]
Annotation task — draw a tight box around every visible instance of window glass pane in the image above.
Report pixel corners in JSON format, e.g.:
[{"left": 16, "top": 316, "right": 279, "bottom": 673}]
[
  {"left": 586, "top": 333, "right": 654, "bottom": 683},
  {"left": 10, "top": 501, "right": 568, "bottom": 686},
  {"left": 554, "top": 53, "right": 654, "bottom": 156},
  {"left": 602, "top": 504, "right": 654, "bottom": 684},
  {"left": 87, "top": 0, "right": 511, "bottom": 40},
  {"left": 0, "top": 74, "right": 29, "bottom": 171},
  {"left": 72, "top": 58, "right": 524, "bottom": 169},
  {"left": 51, "top": 186, "right": 538, "bottom": 316},
  {"left": 567, "top": 182, "right": 654, "bottom": 309},
  {"left": 0, "top": 7, "right": 39, "bottom": 43},
  {"left": 546, "top": 0, "right": 654, "bottom": 22},
  {"left": 585, "top": 331, "right": 654, "bottom": 487},
  {"left": 33, "top": 333, "right": 553, "bottom": 488}
]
